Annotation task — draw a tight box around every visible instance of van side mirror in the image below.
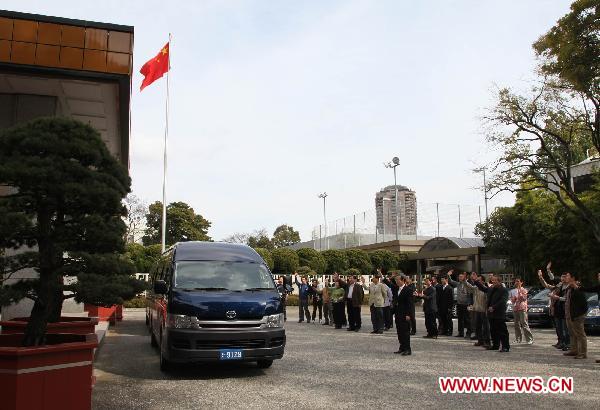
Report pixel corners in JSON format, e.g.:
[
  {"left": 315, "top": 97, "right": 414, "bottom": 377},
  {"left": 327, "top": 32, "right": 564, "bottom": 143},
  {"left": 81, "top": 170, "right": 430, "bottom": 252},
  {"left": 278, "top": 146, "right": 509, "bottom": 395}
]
[{"left": 154, "top": 280, "right": 168, "bottom": 294}]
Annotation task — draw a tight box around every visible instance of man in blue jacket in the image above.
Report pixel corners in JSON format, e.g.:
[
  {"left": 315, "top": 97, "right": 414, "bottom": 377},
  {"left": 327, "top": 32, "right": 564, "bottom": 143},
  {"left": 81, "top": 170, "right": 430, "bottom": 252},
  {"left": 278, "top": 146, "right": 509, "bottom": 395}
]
[{"left": 294, "top": 273, "right": 313, "bottom": 323}]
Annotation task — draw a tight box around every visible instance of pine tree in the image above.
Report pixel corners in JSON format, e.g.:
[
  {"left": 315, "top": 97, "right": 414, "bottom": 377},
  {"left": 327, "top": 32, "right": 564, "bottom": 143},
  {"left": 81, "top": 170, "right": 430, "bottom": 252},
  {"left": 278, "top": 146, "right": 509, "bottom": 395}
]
[{"left": 0, "top": 118, "right": 144, "bottom": 346}]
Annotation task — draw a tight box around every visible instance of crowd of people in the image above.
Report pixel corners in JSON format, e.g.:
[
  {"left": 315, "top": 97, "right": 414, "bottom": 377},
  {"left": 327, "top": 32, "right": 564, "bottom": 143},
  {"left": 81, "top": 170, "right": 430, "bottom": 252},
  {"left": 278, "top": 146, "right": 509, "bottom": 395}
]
[{"left": 276, "top": 267, "right": 599, "bottom": 362}]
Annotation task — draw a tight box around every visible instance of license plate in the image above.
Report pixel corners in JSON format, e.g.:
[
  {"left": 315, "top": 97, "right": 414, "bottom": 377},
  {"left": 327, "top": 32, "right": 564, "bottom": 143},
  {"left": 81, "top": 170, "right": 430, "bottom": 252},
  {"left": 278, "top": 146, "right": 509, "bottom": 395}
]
[{"left": 219, "top": 349, "right": 243, "bottom": 360}]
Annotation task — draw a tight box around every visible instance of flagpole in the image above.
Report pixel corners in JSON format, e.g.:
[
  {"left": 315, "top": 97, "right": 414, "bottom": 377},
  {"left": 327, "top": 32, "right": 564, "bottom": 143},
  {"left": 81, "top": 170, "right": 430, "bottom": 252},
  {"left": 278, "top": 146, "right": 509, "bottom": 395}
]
[{"left": 161, "top": 33, "right": 171, "bottom": 253}]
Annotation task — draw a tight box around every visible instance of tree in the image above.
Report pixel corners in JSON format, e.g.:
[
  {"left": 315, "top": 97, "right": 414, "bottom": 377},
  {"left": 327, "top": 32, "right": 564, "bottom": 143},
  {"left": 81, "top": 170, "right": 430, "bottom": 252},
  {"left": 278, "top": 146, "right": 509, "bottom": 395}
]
[
  {"left": 475, "top": 188, "right": 600, "bottom": 283},
  {"left": 322, "top": 249, "right": 348, "bottom": 275},
  {"left": 345, "top": 249, "right": 373, "bottom": 275},
  {"left": 142, "top": 201, "right": 211, "bottom": 246},
  {"left": 0, "top": 118, "right": 144, "bottom": 346},
  {"left": 533, "top": 0, "right": 599, "bottom": 101},
  {"left": 271, "top": 248, "right": 299, "bottom": 275},
  {"left": 123, "top": 194, "right": 147, "bottom": 243},
  {"left": 369, "top": 250, "right": 399, "bottom": 274},
  {"left": 222, "top": 232, "right": 250, "bottom": 244},
  {"left": 296, "top": 248, "right": 327, "bottom": 275},
  {"left": 344, "top": 268, "right": 362, "bottom": 278},
  {"left": 272, "top": 224, "right": 301, "bottom": 248},
  {"left": 485, "top": 0, "right": 600, "bottom": 243},
  {"left": 125, "top": 243, "right": 162, "bottom": 272},
  {"left": 246, "top": 229, "right": 274, "bottom": 250},
  {"left": 254, "top": 247, "right": 274, "bottom": 270}
]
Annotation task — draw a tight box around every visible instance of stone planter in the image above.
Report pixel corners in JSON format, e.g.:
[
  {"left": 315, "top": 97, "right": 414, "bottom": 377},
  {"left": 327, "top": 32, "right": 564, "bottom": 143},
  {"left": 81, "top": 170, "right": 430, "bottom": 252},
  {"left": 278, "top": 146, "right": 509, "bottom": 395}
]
[
  {"left": 0, "top": 316, "right": 98, "bottom": 335},
  {"left": 83, "top": 304, "right": 116, "bottom": 325},
  {"left": 0, "top": 333, "right": 98, "bottom": 410}
]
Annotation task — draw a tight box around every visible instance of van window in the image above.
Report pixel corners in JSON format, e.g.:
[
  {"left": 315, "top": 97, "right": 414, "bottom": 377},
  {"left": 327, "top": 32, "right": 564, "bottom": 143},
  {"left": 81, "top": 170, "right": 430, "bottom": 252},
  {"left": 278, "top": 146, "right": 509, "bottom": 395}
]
[{"left": 174, "top": 261, "right": 274, "bottom": 291}]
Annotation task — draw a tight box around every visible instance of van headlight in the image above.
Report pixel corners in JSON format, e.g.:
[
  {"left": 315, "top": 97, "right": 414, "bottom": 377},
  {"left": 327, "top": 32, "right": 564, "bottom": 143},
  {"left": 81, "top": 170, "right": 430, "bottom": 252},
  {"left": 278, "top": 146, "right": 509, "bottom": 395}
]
[
  {"left": 587, "top": 307, "right": 600, "bottom": 318},
  {"left": 166, "top": 314, "right": 199, "bottom": 329},
  {"left": 261, "top": 313, "right": 284, "bottom": 328}
]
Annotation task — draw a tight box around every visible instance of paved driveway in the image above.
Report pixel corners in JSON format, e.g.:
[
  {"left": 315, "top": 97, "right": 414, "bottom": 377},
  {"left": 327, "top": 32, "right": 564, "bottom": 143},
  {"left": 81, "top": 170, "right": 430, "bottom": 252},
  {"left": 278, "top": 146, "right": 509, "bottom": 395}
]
[{"left": 92, "top": 309, "right": 599, "bottom": 409}]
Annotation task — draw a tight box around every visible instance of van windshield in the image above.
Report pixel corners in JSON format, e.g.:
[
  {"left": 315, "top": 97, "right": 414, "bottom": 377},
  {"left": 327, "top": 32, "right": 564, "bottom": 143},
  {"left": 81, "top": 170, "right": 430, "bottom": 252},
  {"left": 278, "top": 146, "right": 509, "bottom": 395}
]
[{"left": 174, "top": 261, "right": 275, "bottom": 291}]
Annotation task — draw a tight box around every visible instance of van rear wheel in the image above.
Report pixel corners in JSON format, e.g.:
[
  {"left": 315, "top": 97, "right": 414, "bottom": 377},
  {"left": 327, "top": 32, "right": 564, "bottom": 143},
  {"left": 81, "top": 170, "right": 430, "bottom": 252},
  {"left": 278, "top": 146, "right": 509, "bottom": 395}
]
[
  {"left": 160, "top": 350, "right": 171, "bottom": 372},
  {"left": 256, "top": 360, "right": 273, "bottom": 369},
  {"left": 150, "top": 327, "right": 158, "bottom": 347}
]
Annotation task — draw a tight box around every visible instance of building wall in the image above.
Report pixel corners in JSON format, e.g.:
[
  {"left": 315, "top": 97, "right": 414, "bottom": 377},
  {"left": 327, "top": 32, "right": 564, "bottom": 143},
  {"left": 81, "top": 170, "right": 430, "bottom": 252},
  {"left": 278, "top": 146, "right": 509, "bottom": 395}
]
[
  {"left": 0, "top": 15, "right": 132, "bottom": 74},
  {"left": 375, "top": 185, "right": 417, "bottom": 236},
  {"left": 0, "top": 11, "right": 133, "bottom": 321}
]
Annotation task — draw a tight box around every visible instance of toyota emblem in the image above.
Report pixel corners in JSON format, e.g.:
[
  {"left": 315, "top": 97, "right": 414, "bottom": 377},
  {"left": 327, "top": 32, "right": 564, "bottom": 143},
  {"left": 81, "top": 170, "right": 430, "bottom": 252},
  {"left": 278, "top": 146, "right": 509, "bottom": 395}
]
[{"left": 226, "top": 311, "right": 237, "bottom": 319}]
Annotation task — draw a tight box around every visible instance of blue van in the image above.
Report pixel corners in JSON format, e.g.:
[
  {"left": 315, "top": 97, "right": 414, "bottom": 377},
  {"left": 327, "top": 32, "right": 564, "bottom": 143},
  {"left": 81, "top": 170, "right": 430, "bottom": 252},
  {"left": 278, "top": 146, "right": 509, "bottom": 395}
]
[{"left": 147, "top": 242, "right": 285, "bottom": 371}]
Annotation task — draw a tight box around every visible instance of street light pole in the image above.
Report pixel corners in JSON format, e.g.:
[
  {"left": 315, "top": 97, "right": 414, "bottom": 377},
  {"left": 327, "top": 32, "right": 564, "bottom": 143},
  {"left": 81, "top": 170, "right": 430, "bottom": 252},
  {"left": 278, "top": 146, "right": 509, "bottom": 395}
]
[
  {"left": 474, "top": 166, "right": 489, "bottom": 221},
  {"left": 384, "top": 157, "right": 400, "bottom": 241},
  {"left": 318, "top": 192, "right": 328, "bottom": 250}
]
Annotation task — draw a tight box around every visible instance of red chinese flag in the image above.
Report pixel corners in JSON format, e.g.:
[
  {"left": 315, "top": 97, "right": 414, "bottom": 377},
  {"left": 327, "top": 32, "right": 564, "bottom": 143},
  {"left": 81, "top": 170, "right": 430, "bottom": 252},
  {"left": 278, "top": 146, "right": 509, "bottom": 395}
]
[{"left": 140, "top": 43, "right": 170, "bottom": 91}]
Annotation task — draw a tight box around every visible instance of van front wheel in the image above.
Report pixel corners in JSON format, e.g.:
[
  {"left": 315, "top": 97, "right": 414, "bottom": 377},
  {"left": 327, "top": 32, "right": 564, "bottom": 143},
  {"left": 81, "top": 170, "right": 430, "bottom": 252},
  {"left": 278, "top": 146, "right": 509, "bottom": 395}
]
[{"left": 256, "top": 360, "right": 273, "bottom": 369}]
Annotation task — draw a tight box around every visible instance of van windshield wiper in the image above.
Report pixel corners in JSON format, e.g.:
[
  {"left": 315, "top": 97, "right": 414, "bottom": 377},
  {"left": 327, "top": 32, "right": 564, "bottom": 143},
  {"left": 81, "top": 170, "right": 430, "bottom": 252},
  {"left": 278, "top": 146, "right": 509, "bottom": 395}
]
[
  {"left": 245, "top": 287, "right": 274, "bottom": 291},
  {"left": 187, "top": 287, "right": 229, "bottom": 291}
]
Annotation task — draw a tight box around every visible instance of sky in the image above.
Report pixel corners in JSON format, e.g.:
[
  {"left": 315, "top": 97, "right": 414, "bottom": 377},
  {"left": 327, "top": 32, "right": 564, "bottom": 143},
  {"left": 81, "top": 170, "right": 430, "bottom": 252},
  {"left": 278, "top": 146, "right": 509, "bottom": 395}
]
[{"left": 6, "top": 0, "right": 575, "bottom": 241}]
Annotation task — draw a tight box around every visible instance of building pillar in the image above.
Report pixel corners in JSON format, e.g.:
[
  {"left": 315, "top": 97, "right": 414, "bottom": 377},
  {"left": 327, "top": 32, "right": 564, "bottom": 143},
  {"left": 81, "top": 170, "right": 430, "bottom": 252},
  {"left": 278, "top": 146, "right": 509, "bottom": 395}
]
[{"left": 474, "top": 253, "right": 481, "bottom": 274}]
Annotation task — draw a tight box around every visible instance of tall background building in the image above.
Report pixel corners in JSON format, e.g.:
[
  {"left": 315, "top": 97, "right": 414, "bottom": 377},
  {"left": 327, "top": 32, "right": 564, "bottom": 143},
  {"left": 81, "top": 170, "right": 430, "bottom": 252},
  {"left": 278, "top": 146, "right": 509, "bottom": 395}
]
[{"left": 375, "top": 185, "right": 417, "bottom": 237}]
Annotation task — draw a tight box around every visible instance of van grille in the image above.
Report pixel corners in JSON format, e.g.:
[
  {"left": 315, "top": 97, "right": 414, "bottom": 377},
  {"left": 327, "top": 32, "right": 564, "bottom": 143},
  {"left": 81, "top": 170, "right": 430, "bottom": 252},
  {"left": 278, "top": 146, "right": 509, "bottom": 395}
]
[
  {"left": 171, "top": 338, "right": 191, "bottom": 349},
  {"left": 199, "top": 323, "right": 260, "bottom": 329},
  {"left": 195, "top": 339, "right": 266, "bottom": 350},
  {"left": 269, "top": 337, "right": 285, "bottom": 347}
]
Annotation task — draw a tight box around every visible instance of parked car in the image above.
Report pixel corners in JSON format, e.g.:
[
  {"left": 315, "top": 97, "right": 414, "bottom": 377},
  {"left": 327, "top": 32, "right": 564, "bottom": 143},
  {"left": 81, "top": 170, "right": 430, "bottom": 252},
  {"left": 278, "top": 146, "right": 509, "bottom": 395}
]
[
  {"left": 147, "top": 242, "right": 286, "bottom": 371},
  {"left": 584, "top": 293, "right": 599, "bottom": 334},
  {"left": 527, "top": 287, "right": 544, "bottom": 299}
]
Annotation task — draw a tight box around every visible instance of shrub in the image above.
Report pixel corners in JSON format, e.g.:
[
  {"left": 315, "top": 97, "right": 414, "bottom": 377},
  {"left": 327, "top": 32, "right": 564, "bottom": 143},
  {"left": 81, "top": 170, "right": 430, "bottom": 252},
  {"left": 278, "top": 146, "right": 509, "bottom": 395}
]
[
  {"left": 254, "top": 247, "right": 274, "bottom": 270},
  {"left": 322, "top": 249, "right": 348, "bottom": 274},
  {"left": 272, "top": 248, "right": 300, "bottom": 275},
  {"left": 345, "top": 249, "right": 372, "bottom": 274},
  {"left": 123, "top": 296, "right": 147, "bottom": 308},
  {"left": 369, "top": 250, "right": 399, "bottom": 274},
  {"left": 296, "top": 248, "right": 327, "bottom": 275}
]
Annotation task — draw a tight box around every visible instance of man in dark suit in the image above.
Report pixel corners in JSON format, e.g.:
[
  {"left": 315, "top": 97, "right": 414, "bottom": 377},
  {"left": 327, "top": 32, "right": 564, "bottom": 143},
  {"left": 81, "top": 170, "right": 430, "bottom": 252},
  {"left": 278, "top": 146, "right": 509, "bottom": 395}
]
[
  {"left": 406, "top": 276, "right": 417, "bottom": 335},
  {"left": 439, "top": 276, "right": 454, "bottom": 336},
  {"left": 416, "top": 277, "right": 438, "bottom": 338},
  {"left": 393, "top": 275, "right": 414, "bottom": 355},
  {"left": 431, "top": 276, "right": 444, "bottom": 333},
  {"left": 338, "top": 274, "right": 364, "bottom": 332},
  {"left": 475, "top": 274, "right": 510, "bottom": 352}
]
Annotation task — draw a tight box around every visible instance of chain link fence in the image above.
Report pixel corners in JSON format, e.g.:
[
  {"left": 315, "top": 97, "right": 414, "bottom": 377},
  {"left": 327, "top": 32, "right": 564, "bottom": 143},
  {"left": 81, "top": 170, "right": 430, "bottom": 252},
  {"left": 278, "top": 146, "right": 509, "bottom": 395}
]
[{"left": 295, "top": 202, "right": 489, "bottom": 251}]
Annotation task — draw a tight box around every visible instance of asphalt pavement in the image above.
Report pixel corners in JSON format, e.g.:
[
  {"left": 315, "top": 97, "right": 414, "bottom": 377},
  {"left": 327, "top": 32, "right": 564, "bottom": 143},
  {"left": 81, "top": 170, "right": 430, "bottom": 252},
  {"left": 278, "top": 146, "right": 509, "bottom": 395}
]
[{"left": 92, "top": 309, "right": 599, "bottom": 409}]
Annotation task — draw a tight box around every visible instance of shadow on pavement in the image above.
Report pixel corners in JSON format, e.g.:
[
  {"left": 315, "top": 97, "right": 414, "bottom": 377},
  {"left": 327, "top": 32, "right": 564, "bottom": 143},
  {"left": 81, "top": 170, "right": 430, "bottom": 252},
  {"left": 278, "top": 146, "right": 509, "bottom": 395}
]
[{"left": 94, "top": 314, "right": 270, "bottom": 381}]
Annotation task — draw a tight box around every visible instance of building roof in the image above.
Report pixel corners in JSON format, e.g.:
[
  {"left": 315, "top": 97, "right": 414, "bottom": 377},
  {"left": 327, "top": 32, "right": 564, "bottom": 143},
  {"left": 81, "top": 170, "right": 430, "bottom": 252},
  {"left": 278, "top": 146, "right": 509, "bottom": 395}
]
[
  {"left": 172, "top": 242, "right": 264, "bottom": 263},
  {"left": 419, "top": 237, "right": 484, "bottom": 253},
  {"left": 378, "top": 185, "right": 411, "bottom": 193},
  {"left": 0, "top": 9, "right": 134, "bottom": 32}
]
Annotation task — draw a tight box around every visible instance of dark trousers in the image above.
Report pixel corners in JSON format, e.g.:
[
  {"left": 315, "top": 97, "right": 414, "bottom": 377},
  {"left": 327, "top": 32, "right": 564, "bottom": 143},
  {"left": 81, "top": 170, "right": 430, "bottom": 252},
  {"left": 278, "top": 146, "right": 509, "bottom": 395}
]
[
  {"left": 456, "top": 304, "right": 471, "bottom": 336},
  {"left": 469, "top": 310, "right": 476, "bottom": 336},
  {"left": 553, "top": 317, "right": 561, "bottom": 343},
  {"left": 425, "top": 311, "right": 438, "bottom": 336},
  {"left": 410, "top": 302, "right": 416, "bottom": 333},
  {"left": 395, "top": 315, "right": 411, "bottom": 352},
  {"left": 370, "top": 305, "right": 384, "bottom": 332},
  {"left": 489, "top": 317, "right": 510, "bottom": 349},
  {"left": 298, "top": 299, "right": 310, "bottom": 322},
  {"left": 282, "top": 299, "right": 287, "bottom": 321},
  {"left": 323, "top": 300, "right": 332, "bottom": 324},
  {"left": 555, "top": 317, "right": 570, "bottom": 347},
  {"left": 440, "top": 307, "right": 453, "bottom": 335},
  {"left": 333, "top": 302, "right": 347, "bottom": 327},
  {"left": 311, "top": 299, "right": 323, "bottom": 321},
  {"left": 383, "top": 306, "right": 393, "bottom": 329},
  {"left": 473, "top": 311, "right": 490, "bottom": 344},
  {"left": 346, "top": 299, "right": 361, "bottom": 329}
]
